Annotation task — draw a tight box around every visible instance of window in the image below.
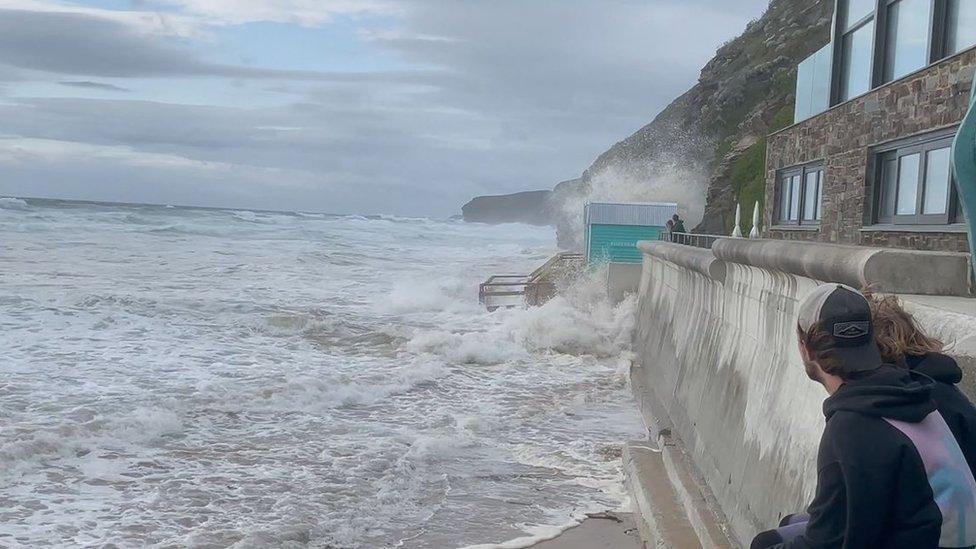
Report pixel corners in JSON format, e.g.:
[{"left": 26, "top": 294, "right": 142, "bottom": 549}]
[
  {"left": 883, "top": 0, "right": 932, "bottom": 83},
  {"left": 874, "top": 132, "right": 959, "bottom": 225},
  {"left": 777, "top": 164, "right": 824, "bottom": 226},
  {"left": 822, "top": 0, "right": 976, "bottom": 109},
  {"left": 895, "top": 153, "right": 920, "bottom": 215},
  {"left": 922, "top": 147, "right": 951, "bottom": 214},
  {"left": 840, "top": 22, "right": 875, "bottom": 101},
  {"left": 803, "top": 170, "right": 823, "bottom": 221},
  {"left": 795, "top": 44, "right": 833, "bottom": 122},
  {"left": 946, "top": 0, "right": 976, "bottom": 55},
  {"left": 845, "top": 0, "right": 877, "bottom": 25}
]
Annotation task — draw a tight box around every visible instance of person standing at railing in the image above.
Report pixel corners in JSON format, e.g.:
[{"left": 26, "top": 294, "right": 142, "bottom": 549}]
[
  {"left": 671, "top": 214, "right": 686, "bottom": 234},
  {"left": 665, "top": 219, "right": 675, "bottom": 242}
]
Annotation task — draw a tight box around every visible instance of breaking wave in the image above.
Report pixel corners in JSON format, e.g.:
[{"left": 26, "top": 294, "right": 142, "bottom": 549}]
[
  {"left": 0, "top": 197, "right": 29, "bottom": 210},
  {"left": 0, "top": 200, "right": 643, "bottom": 548}
]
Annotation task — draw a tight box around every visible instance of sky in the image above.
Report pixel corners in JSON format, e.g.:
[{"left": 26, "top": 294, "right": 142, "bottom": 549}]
[{"left": 0, "top": 0, "right": 770, "bottom": 217}]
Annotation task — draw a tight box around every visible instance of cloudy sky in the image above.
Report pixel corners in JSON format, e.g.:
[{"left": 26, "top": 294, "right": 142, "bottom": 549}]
[{"left": 0, "top": 0, "right": 768, "bottom": 217}]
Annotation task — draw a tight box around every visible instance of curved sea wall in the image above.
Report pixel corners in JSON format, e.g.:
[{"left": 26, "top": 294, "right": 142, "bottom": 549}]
[{"left": 630, "top": 238, "right": 974, "bottom": 544}]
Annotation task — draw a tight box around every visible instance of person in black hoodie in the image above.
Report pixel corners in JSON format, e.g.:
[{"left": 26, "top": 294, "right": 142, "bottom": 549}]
[
  {"left": 751, "top": 284, "right": 976, "bottom": 549},
  {"left": 867, "top": 291, "right": 976, "bottom": 475}
]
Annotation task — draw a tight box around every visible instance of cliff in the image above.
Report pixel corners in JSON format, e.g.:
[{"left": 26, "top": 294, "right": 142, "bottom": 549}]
[
  {"left": 547, "top": 0, "right": 833, "bottom": 248},
  {"left": 461, "top": 190, "right": 553, "bottom": 225}
]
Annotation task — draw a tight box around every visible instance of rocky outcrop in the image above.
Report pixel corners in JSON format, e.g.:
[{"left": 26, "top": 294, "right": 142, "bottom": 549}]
[
  {"left": 461, "top": 190, "right": 553, "bottom": 225},
  {"left": 541, "top": 0, "right": 833, "bottom": 248}
]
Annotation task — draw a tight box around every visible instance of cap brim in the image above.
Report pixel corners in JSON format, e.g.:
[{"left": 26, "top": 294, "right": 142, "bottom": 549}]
[{"left": 833, "top": 342, "right": 884, "bottom": 372}]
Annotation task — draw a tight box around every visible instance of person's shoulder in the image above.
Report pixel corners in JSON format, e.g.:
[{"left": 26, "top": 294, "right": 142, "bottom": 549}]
[
  {"left": 910, "top": 352, "right": 962, "bottom": 384},
  {"left": 931, "top": 381, "right": 976, "bottom": 422},
  {"left": 825, "top": 410, "right": 882, "bottom": 434},
  {"left": 824, "top": 412, "right": 909, "bottom": 467}
]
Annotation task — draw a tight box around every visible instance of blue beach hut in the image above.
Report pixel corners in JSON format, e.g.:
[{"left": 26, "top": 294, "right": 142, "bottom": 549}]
[{"left": 584, "top": 202, "right": 678, "bottom": 265}]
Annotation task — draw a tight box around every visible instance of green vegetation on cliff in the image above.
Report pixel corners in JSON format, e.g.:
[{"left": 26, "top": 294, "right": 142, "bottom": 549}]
[{"left": 728, "top": 102, "right": 795, "bottom": 235}]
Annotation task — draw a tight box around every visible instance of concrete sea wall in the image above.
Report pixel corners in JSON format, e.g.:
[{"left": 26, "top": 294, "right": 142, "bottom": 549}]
[{"left": 629, "top": 238, "right": 976, "bottom": 544}]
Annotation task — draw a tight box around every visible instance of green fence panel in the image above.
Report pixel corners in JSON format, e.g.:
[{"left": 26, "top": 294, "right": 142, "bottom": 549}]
[{"left": 587, "top": 224, "right": 662, "bottom": 264}]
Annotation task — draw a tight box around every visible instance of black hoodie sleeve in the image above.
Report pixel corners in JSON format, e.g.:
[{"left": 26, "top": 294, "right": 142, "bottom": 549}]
[{"left": 772, "top": 418, "right": 897, "bottom": 549}]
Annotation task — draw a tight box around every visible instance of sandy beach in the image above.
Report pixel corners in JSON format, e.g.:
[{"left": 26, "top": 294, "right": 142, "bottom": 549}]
[{"left": 533, "top": 513, "right": 641, "bottom": 549}]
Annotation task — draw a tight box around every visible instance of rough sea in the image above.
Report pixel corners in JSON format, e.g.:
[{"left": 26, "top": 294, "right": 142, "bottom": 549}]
[{"left": 0, "top": 197, "right": 644, "bottom": 548}]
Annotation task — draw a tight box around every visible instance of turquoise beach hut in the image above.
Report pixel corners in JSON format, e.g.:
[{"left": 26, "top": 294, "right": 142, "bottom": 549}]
[{"left": 584, "top": 202, "right": 678, "bottom": 265}]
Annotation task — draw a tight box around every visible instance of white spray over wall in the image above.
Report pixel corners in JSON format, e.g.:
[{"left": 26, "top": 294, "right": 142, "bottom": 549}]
[{"left": 552, "top": 156, "right": 709, "bottom": 251}]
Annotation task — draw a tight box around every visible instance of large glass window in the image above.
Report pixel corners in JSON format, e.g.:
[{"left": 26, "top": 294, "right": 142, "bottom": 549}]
[
  {"left": 803, "top": 171, "right": 822, "bottom": 221},
  {"left": 795, "top": 45, "right": 833, "bottom": 122},
  {"left": 845, "top": 0, "right": 877, "bottom": 29},
  {"left": 947, "top": 0, "right": 976, "bottom": 55},
  {"left": 922, "top": 147, "right": 951, "bottom": 214},
  {"left": 883, "top": 0, "right": 932, "bottom": 83},
  {"left": 779, "top": 175, "right": 792, "bottom": 223},
  {"left": 879, "top": 157, "right": 898, "bottom": 219},
  {"left": 789, "top": 176, "right": 801, "bottom": 221},
  {"left": 895, "top": 153, "right": 920, "bottom": 215},
  {"left": 874, "top": 133, "right": 959, "bottom": 225},
  {"left": 778, "top": 174, "right": 802, "bottom": 222},
  {"left": 777, "top": 164, "right": 823, "bottom": 226},
  {"left": 840, "top": 23, "right": 875, "bottom": 101}
]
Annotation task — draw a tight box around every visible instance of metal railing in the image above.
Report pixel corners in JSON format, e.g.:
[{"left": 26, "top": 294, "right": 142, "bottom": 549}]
[
  {"left": 479, "top": 252, "right": 585, "bottom": 311},
  {"left": 659, "top": 232, "right": 724, "bottom": 249}
]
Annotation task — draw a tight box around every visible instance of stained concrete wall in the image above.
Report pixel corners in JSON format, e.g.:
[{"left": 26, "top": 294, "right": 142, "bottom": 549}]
[
  {"left": 606, "top": 263, "right": 643, "bottom": 303},
  {"left": 631, "top": 239, "right": 976, "bottom": 544}
]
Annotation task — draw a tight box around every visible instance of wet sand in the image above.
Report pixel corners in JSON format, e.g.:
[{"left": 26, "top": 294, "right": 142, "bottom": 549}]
[{"left": 532, "top": 513, "right": 641, "bottom": 549}]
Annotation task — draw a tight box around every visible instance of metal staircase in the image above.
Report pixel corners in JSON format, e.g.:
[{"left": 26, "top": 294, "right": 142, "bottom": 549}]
[{"left": 478, "top": 252, "right": 585, "bottom": 311}]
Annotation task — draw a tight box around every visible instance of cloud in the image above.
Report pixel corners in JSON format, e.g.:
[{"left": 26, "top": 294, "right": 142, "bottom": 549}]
[
  {"left": 0, "top": 0, "right": 772, "bottom": 216},
  {"left": 156, "top": 0, "right": 399, "bottom": 26},
  {"left": 0, "top": 0, "right": 202, "bottom": 36},
  {"left": 0, "top": 9, "right": 449, "bottom": 83},
  {"left": 59, "top": 81, "right": 131, "bottom": 92},
  {"left": 0, "top": 135, "right": 253, "bottom": 170}
]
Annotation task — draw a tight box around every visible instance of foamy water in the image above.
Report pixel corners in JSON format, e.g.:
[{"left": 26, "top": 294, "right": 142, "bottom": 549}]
[{"left": 0, "top": 198, "right": 644, "bottom": 548}]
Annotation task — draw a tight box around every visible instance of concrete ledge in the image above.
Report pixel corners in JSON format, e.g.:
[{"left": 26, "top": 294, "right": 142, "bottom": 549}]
[
  {"left": 637, "top": 241, "right": 727, "bottom": 282},
  {"left": 713, "top": 238, "right": 970, "bottom": 296},
  {"left": 623, "top": 441, "right": 736, "bottom": 549}
]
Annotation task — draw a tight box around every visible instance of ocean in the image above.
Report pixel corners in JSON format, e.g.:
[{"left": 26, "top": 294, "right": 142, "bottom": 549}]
[{"left": 0, "top": 197, "right": 644, "bottom": 548}]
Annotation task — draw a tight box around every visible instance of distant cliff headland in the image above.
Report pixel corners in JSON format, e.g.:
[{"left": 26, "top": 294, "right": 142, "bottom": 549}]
[
  {"left": 461, "top": 0, "right": 832, "bottom": 249},
  {"left": 460, "top": 190, "right": 553, "bottom": 226}
]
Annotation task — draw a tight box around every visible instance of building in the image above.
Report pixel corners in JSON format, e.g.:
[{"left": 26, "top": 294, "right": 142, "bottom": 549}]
[
  {"left": 765, "top": 0, "right": 976, "bottom": 251},
  {"left": 584, "top": 202, "right": 678, "bottom": 264}
]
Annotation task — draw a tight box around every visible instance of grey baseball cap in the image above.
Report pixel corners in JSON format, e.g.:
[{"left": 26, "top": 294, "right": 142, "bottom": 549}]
[{"left": 797, "top": 283, "right": 883, "bottom": 372}]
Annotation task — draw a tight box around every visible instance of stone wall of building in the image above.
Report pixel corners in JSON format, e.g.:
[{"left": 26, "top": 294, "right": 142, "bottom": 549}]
[{"left": 764, "top": 48, "right": 976, "bottom": 252}]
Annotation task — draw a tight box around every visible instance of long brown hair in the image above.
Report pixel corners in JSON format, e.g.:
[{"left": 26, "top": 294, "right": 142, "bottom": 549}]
[{"left": 864, "top": 290, "right": 944, "bottom": 364}]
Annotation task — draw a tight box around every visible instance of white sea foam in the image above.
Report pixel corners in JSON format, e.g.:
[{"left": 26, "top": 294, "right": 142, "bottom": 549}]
[
  {"left": 0, "top": 197, "right": 29, "bottom": 210},
  {"left": 0, "top": 199, "right": 643, "bottom": 548},
  {"left": 458, "top": 520, "right": 582, "bottom": 549},
  {"left": 552, "top": 152, "right": 709, "bottom": 249},
  {"left": 231, "top": 209, "right": 261, "bottom": 222}
]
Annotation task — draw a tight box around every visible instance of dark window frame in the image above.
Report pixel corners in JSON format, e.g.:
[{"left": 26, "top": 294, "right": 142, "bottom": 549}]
[
  {"left": 834, "top": 1, "right": 877, "bottom": 103},
  {"left": 870, "top": 128, "right": 960, "bottom": 226},
  {"left": 878, "top": 0, "right": 937, "bottom": 84},
  {"left": 775, "top": 162, "right": 825, "bottom": 227}
]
